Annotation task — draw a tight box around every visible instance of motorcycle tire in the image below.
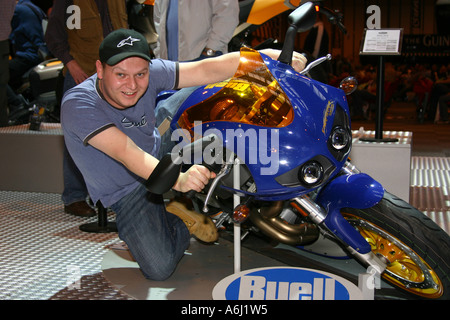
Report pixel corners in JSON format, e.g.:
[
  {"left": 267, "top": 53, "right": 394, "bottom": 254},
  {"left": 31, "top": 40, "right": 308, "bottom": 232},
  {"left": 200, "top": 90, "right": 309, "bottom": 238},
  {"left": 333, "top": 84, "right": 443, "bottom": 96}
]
[{"left": 342, "top": 191, "right": 450, "bottom": 300}]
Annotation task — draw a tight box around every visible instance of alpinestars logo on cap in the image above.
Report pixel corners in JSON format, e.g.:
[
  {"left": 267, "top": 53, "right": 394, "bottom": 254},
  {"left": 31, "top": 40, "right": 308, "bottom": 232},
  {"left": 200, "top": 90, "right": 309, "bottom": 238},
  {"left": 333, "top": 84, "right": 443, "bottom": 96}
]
[{"left": 117, "top": 36, "right": 141, "bottom": 48}]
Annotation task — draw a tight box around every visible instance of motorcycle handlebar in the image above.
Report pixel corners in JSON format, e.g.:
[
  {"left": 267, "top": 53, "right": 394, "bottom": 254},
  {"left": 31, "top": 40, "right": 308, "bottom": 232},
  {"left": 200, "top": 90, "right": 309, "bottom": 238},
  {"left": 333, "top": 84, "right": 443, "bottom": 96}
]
[{"left": 145, "top": 134, "right": 220, "bottom": 195}]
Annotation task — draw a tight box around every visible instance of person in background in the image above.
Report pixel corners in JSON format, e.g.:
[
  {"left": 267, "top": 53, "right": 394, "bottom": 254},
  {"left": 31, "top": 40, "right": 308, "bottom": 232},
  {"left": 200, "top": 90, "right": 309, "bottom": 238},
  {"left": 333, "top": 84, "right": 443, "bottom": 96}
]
[
  {"left": 45, "top": 0, "right": 128, "bottom": 217},
  {"left": 7, "top": 0, "right": 48, "bottom": 119},
  {"left": 429, "top": 65, "right": 450, "bottom": 123},
  {"left": 153, "top": 0, "right": 239, "bottom": 61},
  {"left": 0, "top": 0, "right": 16, "bottom": 127},
  {"left": 9, "top": 0, "right": 47, "bottom": 91}
]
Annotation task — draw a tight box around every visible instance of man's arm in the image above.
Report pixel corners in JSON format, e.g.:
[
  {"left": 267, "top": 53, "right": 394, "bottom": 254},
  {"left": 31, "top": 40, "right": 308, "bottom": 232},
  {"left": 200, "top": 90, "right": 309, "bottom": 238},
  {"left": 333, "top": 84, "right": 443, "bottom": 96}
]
[
  {"left": 88, "top": 126, "right": 214, "bottom": 192},
  {"left": 88, "top": 126, "right": 158, "bottom": 179},
  {"left": 177, "top": 49, "right": 307, "bottom": 88}
]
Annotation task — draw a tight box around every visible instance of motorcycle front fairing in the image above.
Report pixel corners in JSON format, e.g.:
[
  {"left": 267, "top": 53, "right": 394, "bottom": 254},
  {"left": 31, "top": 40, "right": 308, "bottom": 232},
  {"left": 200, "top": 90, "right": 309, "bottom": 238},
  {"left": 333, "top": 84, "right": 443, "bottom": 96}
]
[
  {"left": 171, "top": 48, "right": 351, "bottom": 199},
  {"left": 267, "top": 50, "right": 385, "bottom": 254},
  {"left": 169, "top": 48, "right": 386, "bottom": 254}
]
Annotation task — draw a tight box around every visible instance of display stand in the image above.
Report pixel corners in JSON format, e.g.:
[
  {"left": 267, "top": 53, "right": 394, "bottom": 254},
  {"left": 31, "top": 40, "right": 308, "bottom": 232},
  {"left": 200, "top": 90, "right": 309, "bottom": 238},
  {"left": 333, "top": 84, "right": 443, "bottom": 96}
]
[
  {"left": 359, "top": 28, "right": 403, "bottom": 142},
  {"left": 233, "top": 158, "right": 241, "bottom": 273}
]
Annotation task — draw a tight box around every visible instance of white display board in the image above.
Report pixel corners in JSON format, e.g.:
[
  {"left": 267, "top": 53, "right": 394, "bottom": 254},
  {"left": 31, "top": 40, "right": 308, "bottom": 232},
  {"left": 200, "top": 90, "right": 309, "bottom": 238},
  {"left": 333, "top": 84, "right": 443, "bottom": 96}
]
[{"left": 360, "top": 28, "right": 403, "bottom": 55}]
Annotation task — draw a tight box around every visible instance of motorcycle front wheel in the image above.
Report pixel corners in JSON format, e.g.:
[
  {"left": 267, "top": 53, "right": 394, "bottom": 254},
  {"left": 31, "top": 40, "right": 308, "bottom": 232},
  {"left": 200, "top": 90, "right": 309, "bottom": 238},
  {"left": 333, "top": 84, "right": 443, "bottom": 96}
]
[{"left": 342, "top": 191, "right": 450, "bottom": 300}]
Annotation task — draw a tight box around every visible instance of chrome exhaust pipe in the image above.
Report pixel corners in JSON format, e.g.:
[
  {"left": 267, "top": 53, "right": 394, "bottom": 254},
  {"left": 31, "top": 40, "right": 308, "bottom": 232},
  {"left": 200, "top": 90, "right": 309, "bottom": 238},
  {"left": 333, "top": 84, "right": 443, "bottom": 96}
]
[{"left": 249, "top": 201, "right": 319, "bottom": 246}]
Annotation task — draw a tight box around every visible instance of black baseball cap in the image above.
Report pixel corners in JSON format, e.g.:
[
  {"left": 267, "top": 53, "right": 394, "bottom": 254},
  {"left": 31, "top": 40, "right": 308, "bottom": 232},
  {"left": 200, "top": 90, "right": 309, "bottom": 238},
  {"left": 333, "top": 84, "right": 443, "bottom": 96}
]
[{"left": 99, "top": 29, "right": 152, "bottom": 65}]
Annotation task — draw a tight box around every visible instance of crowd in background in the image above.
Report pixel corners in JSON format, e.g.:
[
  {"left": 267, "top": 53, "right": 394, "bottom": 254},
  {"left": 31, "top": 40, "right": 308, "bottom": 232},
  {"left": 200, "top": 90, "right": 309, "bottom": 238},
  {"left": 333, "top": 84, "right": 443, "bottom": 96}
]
[{"left": 328, "top": 56, "right": 450, "bottom": 124}]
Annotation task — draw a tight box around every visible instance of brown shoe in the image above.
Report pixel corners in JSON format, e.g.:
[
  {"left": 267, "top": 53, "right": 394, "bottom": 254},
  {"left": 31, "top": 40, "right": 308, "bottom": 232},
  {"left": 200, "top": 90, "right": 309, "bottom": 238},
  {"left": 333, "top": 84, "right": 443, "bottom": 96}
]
[
  {"left": 166, "top": 201, "right": 218, "bottom": 243},
  {"left": 64, "top": 201, "right": 96, "bottom": 217}
]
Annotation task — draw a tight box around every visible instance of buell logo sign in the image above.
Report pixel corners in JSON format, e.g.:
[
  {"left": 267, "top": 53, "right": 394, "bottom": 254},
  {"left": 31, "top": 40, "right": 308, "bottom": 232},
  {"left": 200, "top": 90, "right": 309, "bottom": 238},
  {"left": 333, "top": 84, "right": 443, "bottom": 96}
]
[{"left": 213, "top": 267, "right": 363, "bottom": 300}]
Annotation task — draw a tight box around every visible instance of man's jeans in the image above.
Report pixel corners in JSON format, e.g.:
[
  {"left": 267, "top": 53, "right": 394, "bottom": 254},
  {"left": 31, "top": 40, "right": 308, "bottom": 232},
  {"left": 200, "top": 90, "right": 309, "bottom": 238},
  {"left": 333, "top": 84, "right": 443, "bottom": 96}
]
[
  {"left": 111, "top": 184, "right": 190, "bottom": 280},
  {"left": 110, "top": 87, "right": 199, "bottom": 280}
]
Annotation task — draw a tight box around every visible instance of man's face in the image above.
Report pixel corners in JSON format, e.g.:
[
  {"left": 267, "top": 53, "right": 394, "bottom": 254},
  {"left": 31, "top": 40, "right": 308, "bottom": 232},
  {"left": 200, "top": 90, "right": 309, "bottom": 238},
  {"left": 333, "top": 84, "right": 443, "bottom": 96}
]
[{"left": 96, "top": 57, "right": 149, "bottom": 109}]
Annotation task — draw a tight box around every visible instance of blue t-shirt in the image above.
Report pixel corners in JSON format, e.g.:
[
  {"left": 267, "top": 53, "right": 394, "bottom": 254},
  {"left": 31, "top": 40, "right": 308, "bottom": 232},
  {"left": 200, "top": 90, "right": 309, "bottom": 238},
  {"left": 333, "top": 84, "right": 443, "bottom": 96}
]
[{"left": 61, "top": 59, "right": 178, "bottom": 207}]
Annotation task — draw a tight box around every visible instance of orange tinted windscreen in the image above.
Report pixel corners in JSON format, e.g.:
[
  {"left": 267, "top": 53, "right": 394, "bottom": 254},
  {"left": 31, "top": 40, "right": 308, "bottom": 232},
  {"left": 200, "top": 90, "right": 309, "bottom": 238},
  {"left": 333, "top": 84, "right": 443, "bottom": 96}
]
[{"left": 177, "top": 47, "right": 293, "bottom": 132}]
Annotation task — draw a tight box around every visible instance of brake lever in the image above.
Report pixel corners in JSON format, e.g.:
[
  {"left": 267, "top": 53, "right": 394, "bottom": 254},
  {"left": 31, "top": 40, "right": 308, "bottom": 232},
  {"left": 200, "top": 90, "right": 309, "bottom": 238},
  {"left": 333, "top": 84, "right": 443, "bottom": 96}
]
[
  {"left": 299, "top": 54, "right": 332, "bottom": 76},
  {"left": 202, "top": 162, "right": 233, "bottom": 213}
]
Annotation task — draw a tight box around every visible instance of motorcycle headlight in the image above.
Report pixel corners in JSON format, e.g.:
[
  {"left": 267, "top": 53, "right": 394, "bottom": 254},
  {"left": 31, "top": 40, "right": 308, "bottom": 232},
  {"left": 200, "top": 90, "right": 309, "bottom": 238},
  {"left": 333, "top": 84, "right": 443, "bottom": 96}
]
[
  {"left": 330, "top": 126, "right": 350, "bottom": 151},
  {"left": 298, "top": 161, "right": 323, "bottom": 186}
]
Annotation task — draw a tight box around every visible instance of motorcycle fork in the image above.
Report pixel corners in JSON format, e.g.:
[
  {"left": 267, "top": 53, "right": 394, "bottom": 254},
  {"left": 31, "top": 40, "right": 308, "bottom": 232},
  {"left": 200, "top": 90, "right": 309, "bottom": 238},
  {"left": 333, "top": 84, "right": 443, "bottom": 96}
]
[{"left": 292, "top": 195, "right": 387, "bottom": 274}]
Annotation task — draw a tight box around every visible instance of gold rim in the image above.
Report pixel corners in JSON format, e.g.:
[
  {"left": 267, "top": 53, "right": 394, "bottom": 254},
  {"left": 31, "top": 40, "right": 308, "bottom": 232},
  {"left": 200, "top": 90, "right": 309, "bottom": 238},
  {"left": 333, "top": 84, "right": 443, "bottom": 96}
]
[{"left": 343, "top": 213, "right": 444, "bottom": 299}]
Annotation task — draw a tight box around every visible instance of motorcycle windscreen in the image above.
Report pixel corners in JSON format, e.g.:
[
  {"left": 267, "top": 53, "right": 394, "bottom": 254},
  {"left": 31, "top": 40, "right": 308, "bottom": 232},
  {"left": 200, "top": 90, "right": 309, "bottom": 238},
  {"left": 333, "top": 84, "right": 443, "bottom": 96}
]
[{"left": 176, "top": 47, "right": 294, "bottom": 133}]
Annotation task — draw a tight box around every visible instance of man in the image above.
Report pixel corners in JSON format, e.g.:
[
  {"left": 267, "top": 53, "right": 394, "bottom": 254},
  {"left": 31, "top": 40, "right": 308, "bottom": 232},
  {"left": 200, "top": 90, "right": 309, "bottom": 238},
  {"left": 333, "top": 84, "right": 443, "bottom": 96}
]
[{"left": 62, "top": 28, "right": 306, "bottom": 280}]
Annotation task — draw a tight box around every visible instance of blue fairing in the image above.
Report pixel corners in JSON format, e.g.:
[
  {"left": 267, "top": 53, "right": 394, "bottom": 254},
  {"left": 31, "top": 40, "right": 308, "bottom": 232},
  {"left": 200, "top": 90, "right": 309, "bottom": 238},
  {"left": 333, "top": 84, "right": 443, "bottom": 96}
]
[
  {"left": 170, "top": 52, "right": 353, "bottom": 201},
  {"left": 315, "top": 172, "right": 385, "bottom": 254}
]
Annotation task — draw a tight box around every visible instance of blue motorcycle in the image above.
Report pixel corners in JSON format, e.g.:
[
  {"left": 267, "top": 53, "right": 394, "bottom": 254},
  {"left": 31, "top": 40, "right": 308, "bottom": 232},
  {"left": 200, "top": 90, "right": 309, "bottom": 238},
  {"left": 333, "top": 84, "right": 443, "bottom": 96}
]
[{"left": 147, "top": 2, "right": 450, "bottom": 299}]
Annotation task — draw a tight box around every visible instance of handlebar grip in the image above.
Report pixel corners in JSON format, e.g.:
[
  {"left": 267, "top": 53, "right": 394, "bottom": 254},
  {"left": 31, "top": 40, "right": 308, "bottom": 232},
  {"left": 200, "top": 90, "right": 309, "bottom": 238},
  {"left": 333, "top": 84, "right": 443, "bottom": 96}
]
[{"left": 185, "top": 190, "right": 197, "bottom": 198}]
